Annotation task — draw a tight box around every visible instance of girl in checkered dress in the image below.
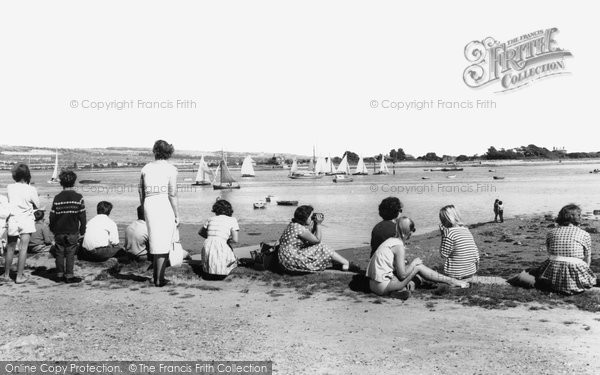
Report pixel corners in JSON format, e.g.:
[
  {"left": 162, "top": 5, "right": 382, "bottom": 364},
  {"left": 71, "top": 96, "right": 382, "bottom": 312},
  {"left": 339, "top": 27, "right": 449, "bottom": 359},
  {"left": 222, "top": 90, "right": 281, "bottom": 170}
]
[
  {"left": 533, "top": 204, "right": 597, "bottom": 295},
  {"left": 278, "top": 205, "right": 349, "bottom": 273}
]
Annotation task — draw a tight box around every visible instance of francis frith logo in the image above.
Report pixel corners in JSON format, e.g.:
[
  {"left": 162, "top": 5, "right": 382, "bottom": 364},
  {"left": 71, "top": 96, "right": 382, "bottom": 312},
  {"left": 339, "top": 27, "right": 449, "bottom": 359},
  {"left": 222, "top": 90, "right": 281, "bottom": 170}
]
[{"left": 463, "top": 28, "right": 572, "bottom": 92}]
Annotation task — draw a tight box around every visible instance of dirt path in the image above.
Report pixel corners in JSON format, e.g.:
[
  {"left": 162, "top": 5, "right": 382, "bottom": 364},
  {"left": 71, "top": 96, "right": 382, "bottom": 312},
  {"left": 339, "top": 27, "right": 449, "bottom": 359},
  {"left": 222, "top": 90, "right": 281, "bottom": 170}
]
[{"left": 1, "top": 273, "right": 599, "bottom": 375}]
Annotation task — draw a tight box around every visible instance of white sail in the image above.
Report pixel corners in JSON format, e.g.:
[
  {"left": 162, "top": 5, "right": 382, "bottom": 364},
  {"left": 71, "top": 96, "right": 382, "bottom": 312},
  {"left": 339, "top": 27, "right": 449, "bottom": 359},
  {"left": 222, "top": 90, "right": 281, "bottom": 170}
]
[
  {"left": 354, "top": 157, "right": 369, "bottom": 175},
  {"left": 379, "top": 156, "right": 390, "bottom": 174},
  {"left": 326, "top": 157, "right": 337, "bottom": 174},
  {"left": 48, "top": 150, "right": 59, "bottom": 183},
  {"left": 290, "top": 158, "right": 298, "bottom": 174},
  {"left": 195, "top": 156, "right": 214, "bottom": 184},
  {"left": 241, "top": 155, "right": 255, "bottom": 177},
  {"left": 315, "top": 157, "right": 327, "bottom": 174},
  {"left": 337, "top": 155, "right": 350, "bottom": 175}
]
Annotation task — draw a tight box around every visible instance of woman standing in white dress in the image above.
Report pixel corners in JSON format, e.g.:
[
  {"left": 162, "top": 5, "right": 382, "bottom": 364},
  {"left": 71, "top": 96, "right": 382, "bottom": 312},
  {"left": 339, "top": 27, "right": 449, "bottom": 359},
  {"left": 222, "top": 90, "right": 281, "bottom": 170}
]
[{"left": 139, "top": 140, "right": 179, "bottom": 286}]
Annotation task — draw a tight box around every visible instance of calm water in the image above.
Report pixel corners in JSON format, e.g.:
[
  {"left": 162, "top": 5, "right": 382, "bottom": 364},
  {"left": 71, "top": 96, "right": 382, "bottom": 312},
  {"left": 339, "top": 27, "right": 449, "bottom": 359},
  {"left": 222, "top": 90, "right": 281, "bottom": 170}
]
[{"left": 2, "top": 163, "right": 600, "bottom": 250}]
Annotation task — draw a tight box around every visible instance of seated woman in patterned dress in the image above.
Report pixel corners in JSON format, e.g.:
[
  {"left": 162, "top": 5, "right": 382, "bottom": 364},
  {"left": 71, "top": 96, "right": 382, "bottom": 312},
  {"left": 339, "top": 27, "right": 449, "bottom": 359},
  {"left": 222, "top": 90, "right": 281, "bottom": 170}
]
[
  {"left": 278, "top": 205, "right": 350, "bottom": 273},
  {"left": 367, "top": 216, "right": 469, "bottom": 296},
  {"left": 526, "top": 204, "right": 597, "bottom": 295}
]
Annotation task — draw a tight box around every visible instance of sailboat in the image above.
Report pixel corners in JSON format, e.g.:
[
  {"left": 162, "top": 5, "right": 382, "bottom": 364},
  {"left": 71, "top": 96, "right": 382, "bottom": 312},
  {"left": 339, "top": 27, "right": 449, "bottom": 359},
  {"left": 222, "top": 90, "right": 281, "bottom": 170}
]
[
  {"left": 192, "top": 156, "right": 214, "bottom": 186},
  {"left": 212, "top": 153, "right": 240, "bottom": 190},
  {"left": 335, "top": 155, "right": 350, "bottom": 175},
  {"left": 374, "top": 155, "right": 390, "bottom": 175},
  {"left": 332, "top": 154, "right": 353, "bottom": 182},
  {"left": 47, "top": 150, "right": 59, "bottom": 184},
  {"left": 288, "top": 148, "right": 323, "bottom": 179},
  {"left": 325, "top": 156, "right": 337, "bottom": 175},
  {"left": 241, "top": 155, "right": 255, "bottom": 177},
  {"left": 352, "top": 156, "right": 369, "bottom": 175}
]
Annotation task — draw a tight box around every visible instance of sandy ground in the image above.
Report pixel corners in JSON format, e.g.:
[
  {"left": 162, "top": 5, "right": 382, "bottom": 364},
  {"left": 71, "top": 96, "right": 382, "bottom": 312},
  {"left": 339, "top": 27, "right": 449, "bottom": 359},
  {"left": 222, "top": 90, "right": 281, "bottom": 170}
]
[{"left": 1, "top": 216, "right": 600, "bottom": 374}]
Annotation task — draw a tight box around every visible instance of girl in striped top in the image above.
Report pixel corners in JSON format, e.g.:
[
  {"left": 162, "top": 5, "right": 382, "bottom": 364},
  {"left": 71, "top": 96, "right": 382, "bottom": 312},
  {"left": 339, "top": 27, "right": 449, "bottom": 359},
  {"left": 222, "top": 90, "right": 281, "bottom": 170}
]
[{"left": 439, "top": 205, "right": 480, "bottom": 279}]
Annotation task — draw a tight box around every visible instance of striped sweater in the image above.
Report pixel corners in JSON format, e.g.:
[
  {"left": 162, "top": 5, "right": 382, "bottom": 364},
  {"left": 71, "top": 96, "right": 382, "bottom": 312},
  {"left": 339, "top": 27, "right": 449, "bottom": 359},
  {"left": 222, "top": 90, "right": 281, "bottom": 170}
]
[
  {"left": 440, "top": 226, "right": 479, "bottom": 279},
  {"left": 49, "top": 190, "right": 87, "bottom": 235}
]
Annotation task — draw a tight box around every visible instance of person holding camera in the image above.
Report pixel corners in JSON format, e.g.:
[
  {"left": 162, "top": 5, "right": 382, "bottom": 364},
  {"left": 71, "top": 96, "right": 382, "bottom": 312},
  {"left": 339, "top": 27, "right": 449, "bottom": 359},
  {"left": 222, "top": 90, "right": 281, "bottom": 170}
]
[{"left": 278, "top": 205, "right": 350, "bottom": 273}]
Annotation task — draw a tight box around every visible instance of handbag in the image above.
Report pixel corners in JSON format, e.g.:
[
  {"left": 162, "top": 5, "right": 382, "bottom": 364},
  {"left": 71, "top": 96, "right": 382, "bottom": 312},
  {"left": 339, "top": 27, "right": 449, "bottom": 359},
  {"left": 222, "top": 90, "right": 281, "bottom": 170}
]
[{"left": 169, "top": 228, "right": 186, "bottom": 267}]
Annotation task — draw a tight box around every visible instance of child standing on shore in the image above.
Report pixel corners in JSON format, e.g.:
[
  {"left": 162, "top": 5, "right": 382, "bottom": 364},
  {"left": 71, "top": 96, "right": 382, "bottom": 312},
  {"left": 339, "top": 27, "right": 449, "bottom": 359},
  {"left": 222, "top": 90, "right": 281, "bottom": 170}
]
[
  {"left": 2, "top": 164, "right": 40, "bottom": 284},
  {"left": 49, "top": 171, "right": 87, "bottom": 283},
  {"left": 497, "top": 201, "right": 504, "bottom": 223},
  {"left": 439, "top": 205, "right": 480, "bottom": 280}
]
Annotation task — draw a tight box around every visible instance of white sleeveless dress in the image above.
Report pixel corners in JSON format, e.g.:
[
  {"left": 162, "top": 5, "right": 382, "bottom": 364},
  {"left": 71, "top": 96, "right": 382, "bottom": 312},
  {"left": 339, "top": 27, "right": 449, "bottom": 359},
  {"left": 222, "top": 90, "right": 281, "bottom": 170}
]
[{"left": 140, "top": 160, "right": 177, "bottom": 255}]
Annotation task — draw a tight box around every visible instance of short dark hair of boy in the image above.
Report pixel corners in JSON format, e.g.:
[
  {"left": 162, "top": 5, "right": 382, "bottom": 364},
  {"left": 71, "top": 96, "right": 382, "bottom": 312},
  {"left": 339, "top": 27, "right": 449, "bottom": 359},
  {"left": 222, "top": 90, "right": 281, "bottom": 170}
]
[
  {"left": 137, "top": 205, "right": 145, "bottom": 220},
  {"left": 34, "top": 210, "right": 45, "bottom": 221},
  {"left": 59, "top": 170, "right": 77, "bottom": 188},
  {"left": 11, "top": 163, "right": 31, "bottom": 184},
  {"left": 378, "top": 197, "right": 403, "bottom": 220},
  {"left": 97, "top": 201, "right": 113, "bottom": 215},
  {"left": 152, "top": 140, "right": 175, "bottom": 160},
  {"left": 292, "top": 205, "right": 314, "bottom": 225},
  {"left": 212, "top": 199, "right": 233, "bottom": 217},
  {"left": 556, "top": 204, "right": 581, "bottom": 226}
]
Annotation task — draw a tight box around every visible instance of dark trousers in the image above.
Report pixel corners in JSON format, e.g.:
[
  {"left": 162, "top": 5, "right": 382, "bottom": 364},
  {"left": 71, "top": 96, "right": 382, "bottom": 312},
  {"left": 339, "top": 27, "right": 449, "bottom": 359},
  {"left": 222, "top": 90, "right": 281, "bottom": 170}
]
[
  {"left": 53, "top": 234, "right": 79, "bottom": 278},
  {"left": 79, "top": 244, "right": 124, "bottom": 262}
]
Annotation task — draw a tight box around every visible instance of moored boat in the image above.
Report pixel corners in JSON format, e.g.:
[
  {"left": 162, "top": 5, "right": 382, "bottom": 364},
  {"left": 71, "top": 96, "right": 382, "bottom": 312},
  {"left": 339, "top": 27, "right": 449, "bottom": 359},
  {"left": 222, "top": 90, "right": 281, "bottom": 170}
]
[
  {"left": 493, "top": 176, "right": 505, "bottom": 180},
  {"left": 333, "top": 174, "right": 353, "bottom": 183},
  {"left": 253, "top": 200, "right": 267, "bottom": 209},
  {"left": 277, "top": 200, "right": 298, "bottom": 206}
]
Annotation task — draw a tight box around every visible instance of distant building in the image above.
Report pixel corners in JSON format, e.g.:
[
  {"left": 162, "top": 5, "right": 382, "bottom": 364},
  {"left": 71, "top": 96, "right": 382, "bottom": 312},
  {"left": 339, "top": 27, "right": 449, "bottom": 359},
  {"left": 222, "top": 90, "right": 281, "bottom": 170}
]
[{"left": 552, "top": 147, "right": 567, "bottom": 154}]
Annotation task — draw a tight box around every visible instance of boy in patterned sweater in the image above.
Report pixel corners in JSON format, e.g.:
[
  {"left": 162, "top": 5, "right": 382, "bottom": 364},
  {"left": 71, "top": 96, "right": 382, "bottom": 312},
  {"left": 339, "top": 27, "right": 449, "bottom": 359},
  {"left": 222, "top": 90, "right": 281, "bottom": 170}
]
[{"left": 49, "top": 171, "right": 86, "bottom": 283}]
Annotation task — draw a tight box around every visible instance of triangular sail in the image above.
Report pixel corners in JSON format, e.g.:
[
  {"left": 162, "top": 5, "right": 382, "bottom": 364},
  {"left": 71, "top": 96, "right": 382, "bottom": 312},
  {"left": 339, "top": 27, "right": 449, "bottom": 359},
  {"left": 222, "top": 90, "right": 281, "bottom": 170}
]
[
  {"left": 354, "top": 157, "right": 369, "bottom": 174},
  {"left": 219, "top": 160, "right": 237, "bottom": 184},
  {"left": 326, "top": 157, "right": 336, "bottom": 174},
  {"left": 337, "top": 155, "right": 349, "bottom": 174},
  {"left": 290, "top": 158, "right": 298, "bottom": 174},
  {"left": 379, "top": 156, "right": 389, "bottom": 174},
  {"left": 195, "top": 156, "right": 214, "bottom": 183},
  {"left": 50, "top": 151, "right": 58, "bottom": 181},
  {"left": 241, "top": 155, "right": 255, "bottom": 176},
  {"left": 315, "top": 157, "right": 327, "bottom": 174},
  {"left": 308, "top": 158, "right": 314, "bottom": 172}
]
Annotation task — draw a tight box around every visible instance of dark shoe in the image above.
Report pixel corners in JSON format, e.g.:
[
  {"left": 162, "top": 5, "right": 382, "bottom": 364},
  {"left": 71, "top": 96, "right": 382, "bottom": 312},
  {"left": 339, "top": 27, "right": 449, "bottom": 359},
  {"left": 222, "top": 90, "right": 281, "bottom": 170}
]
[
  {"left": 65, "top": 277, "right": 82, "bottom": 284},
  {"left": 155, "top": 279, "right": 170, "bottom": 287}
]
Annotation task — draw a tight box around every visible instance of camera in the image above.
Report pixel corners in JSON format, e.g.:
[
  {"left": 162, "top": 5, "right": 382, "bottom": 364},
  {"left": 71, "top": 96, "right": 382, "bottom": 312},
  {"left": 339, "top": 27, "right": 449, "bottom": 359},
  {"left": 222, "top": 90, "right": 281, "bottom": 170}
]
[{"left": 311, "top": 212, "right": 324, "bottom": 222}]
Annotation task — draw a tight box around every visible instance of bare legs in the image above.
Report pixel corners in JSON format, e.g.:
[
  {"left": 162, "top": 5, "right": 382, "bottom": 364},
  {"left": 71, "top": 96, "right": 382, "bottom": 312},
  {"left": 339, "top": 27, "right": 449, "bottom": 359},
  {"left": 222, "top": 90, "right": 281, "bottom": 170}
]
[
  {"left": 331, "top": 251, "right": 350, "bottom": 271},
  {"left": 153, "top": 254, "right": 168, "bottom": 286},
  {"left": 370, "top": 264, "right": 468, "bottom": 296},
  {"left": 3, "top": 234, "right": 30, "bottom": 283},
  {"left": 411, "top": 264, "right": 469, "bottom": 288}
]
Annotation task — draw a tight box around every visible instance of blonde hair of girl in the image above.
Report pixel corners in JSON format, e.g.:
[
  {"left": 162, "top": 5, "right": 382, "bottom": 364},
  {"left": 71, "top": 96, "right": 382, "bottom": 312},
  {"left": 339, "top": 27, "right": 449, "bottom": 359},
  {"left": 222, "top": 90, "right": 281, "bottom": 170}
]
[
  {"left": 439, "top": 205, "right": 464, "bottom": 228},
  {"left": 396, "top": 216, "right": 416, "bottom": 241}
]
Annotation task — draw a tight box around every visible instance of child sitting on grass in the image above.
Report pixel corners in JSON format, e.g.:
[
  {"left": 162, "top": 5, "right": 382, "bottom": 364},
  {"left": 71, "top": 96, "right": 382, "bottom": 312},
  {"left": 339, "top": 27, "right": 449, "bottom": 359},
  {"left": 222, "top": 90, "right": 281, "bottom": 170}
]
[{"left": 28, "top": 210, "right": 54, "bottom": 254}]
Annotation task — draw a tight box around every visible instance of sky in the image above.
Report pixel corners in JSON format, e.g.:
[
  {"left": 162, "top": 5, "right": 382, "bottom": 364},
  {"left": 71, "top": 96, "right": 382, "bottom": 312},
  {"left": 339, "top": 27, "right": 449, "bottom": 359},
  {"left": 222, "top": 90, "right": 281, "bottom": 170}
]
[{"left": 0, "top": 1, "right": 597, "bottom": 158}]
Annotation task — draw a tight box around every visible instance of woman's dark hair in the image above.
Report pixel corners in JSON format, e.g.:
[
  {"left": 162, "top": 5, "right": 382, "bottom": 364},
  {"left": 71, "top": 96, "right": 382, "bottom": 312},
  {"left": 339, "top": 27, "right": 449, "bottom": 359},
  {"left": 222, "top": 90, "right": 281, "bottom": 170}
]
[
  {"left": 212, "top": 199, "right": 233, "bottom": 217},
  {"left": 378, "top": 197, "right": 403, "bottom": 220},
  {"left": 59, "top": 170, "right": 77, "bottom": 188},
  {"left": 34, "top": 210, "right": 45, "bottom": 221},
  {"left": 152, "top": 140, "right": 175, "bottom": 160},
  {"left": 292, "top": 205, "right": 314, "bottom": 224},
  {"left": 11, "top": 163, "right": 31, "bottom": 184},
  {"left": 97, "top": 201, "right": 113, "bottom": 216},
  {"left": 556, "top": 204, "right": 581, "bottom": 226},
  {"left": 136, "top": 205, "right": 145, "bottom": 220}
]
